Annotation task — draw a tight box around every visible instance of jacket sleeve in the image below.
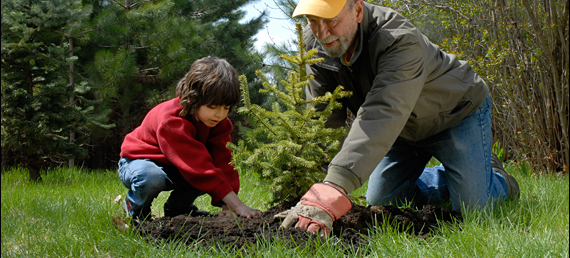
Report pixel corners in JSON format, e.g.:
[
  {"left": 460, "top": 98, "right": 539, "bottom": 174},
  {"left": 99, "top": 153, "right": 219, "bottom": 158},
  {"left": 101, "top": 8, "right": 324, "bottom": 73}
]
[
  {"left": 206, "top": 119, "right": 240, "bottom": 195},
  {"left": 325, "top": 33, "right": 429, "bottom": 194},
  {"left": 157, "top": 117, "right": 234, "bottom": 206}
]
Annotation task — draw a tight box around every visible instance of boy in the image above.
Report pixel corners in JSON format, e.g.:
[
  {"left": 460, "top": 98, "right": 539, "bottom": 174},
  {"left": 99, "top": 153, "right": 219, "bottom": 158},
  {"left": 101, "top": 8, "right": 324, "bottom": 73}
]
[{"left": 118, "top": 56, "right": 261, "bottom": 220}]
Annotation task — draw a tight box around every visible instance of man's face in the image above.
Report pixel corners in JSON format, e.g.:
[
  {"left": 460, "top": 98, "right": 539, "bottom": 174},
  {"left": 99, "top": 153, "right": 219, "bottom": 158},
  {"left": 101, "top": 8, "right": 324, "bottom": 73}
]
[{"left": 306, "top": 1, "right": 361, "bottom": 58}]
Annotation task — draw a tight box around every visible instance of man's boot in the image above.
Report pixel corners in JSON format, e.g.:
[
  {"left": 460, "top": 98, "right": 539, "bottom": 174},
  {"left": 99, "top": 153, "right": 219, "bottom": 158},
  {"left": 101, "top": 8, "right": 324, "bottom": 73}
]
[{"left": 491, "top": 153, "right": 520, "bottom": 199}]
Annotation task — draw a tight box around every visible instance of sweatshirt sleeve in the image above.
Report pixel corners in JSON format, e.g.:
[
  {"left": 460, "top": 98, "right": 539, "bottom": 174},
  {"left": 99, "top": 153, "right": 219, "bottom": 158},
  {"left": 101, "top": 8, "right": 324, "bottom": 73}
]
[
  {"left": 206, "top": 119, "right": 240, "bottom": 195},
  {"left": 156, "top": 117, "right": 234, "bottom": 206}
]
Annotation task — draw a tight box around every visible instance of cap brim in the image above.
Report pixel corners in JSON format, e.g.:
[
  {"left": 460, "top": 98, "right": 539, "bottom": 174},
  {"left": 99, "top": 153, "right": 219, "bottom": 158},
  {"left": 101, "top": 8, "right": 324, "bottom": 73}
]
[{"left": 292, "top": 0, "right": 347, "bottom": 19}]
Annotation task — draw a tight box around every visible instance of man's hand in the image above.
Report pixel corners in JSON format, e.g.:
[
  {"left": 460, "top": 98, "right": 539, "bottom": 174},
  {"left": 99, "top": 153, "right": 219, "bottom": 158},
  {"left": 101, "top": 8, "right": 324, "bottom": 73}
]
[{"left": 274, "top": 183, "right": 352, "bottom": 236}]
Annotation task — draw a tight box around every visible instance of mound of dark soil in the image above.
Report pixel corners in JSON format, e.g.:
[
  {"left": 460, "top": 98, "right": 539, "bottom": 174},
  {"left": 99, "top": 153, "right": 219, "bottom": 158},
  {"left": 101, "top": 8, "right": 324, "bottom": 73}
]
[{"left": 132, "top": 201, "right": 461, "bottom": 249}]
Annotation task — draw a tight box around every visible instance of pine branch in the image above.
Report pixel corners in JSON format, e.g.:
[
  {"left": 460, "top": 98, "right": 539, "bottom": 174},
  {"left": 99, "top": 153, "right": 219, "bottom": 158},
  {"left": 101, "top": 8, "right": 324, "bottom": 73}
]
[{"left": 238, "top": 75, "right": 279, "bottom": 136}]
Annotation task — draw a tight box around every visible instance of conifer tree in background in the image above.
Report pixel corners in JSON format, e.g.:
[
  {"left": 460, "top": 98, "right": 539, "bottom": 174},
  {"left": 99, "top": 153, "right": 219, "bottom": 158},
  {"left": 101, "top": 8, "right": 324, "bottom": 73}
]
[
  {"left": 1, "top": 0, "right": 113, "bottom": 180},
  {"left": 229, "top": 23, "right": 352, "bottom": 203},
  {"left": 254, "top": 0, "right": 301, "bottom": 102}
]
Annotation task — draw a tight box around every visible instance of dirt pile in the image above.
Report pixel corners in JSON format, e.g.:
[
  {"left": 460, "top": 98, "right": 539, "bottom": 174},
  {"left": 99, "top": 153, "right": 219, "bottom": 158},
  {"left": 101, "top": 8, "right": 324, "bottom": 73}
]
[{"left": 133, "top": 201, "right": 461, "bottom": 248}]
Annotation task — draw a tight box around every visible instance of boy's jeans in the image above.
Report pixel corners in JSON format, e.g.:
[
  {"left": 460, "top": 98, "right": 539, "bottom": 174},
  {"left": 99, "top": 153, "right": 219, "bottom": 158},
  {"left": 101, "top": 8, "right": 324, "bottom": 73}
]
[
  {"left": 366, "top": 95, "right": 509, "bottom": 211},
  {"left": 118, "top": 158, "right": 204, "bottom": 213}
]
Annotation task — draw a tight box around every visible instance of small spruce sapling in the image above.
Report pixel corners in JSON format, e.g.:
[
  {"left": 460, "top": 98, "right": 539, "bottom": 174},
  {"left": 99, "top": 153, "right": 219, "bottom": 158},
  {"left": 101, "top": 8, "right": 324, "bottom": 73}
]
[{"left": 228, "top": 23, "right": 352, "bottom": 204}]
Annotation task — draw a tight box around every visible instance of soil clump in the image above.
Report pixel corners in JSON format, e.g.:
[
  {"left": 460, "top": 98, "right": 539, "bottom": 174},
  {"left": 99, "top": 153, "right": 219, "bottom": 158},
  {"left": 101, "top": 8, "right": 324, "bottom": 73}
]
[{"left": 133, "top": 201, "right": 461, "bottom": 249}]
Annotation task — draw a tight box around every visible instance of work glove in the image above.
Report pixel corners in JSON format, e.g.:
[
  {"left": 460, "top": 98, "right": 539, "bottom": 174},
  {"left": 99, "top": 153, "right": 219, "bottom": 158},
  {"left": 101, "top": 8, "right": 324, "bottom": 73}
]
[{"left": 274, "top": 183, "right": 352, "bottom": 236}]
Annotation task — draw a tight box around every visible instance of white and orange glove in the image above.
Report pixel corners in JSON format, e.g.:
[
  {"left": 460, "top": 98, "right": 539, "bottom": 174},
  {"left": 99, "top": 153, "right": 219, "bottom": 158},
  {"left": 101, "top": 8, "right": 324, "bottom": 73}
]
[{"left": 275, "top": 183, "right": 352, "bottom": 236}]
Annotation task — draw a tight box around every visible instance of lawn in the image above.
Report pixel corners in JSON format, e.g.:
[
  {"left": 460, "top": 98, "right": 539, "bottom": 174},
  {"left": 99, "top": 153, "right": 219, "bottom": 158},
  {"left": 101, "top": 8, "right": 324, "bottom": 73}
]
[{"left": 1, "top": 164, "right": 568, "bottom": 257}]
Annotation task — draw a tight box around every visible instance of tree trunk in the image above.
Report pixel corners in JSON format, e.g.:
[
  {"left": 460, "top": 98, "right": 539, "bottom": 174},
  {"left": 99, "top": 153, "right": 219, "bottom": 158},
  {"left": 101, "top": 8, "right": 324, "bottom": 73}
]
[
  {"left": 23, "top": 67, "right": 42, "bottom": 181},
  {"left": 68, "top": 37, "right": 76, "bottom": 169},
  {"left": 27, "top": 155, "right": 42, "bottom": 182}
]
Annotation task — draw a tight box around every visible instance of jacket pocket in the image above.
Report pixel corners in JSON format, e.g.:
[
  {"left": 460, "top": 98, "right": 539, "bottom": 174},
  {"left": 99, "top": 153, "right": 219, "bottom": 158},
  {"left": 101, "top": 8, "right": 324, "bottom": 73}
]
[{"left": 439, "top": 99, "right": 472, "bottom": 117}]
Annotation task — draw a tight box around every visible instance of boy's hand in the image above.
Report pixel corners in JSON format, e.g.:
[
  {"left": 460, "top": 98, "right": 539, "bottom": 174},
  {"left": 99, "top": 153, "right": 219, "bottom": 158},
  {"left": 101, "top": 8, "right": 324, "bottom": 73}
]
[
  {"left": 217, "top": 210, "right": 234, "bottom": 216},
  {"left": 217, "top": 204, "right": 234, "bottom": 216},
  {"left": 233, "top": 204, "right": 262, "bottom": 218},
  {"left": 217, "top": 204, "right": 261, "bottom": 218},
  {"left": 220, "top": 192, "right": 262, "bottom": 218}
]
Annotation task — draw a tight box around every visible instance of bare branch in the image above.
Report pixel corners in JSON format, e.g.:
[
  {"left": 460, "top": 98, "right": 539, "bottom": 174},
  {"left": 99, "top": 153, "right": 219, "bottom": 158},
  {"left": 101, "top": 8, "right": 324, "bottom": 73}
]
[{"left": 111, "top": 0, "right": 126, "bottom": 10}]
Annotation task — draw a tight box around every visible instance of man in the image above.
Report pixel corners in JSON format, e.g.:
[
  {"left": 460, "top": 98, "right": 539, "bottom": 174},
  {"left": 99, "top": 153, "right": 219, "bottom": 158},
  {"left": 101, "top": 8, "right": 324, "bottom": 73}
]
[{"left": 277, "top": 0, "right": 520, "bottom": 235}]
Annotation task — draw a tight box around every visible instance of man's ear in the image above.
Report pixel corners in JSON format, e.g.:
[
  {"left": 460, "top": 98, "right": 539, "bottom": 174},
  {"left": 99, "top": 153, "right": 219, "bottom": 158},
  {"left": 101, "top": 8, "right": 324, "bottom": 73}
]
[{"left": 355, "top": 0, "right": 364, "bottom": 23}]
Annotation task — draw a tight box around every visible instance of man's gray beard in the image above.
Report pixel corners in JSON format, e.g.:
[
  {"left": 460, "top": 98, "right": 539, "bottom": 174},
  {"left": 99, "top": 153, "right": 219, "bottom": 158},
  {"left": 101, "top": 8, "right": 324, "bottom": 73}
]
[
  {"left": 321, "top": 45, "right": 348, "bottom": 58},
  {"left": 320, "top": 40, "right": 351, "bottom": 58},
  {"left": 318, "top": 25, "right": 358, "bottom": 58}
]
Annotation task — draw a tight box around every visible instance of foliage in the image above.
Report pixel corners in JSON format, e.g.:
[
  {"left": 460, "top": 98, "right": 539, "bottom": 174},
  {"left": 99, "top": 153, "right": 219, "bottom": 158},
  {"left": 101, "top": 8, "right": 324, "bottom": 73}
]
[
  {"left": 493, "top": 141, "right": 505, "bottom": 163},
  {"left": 382, "top": 0, "right": 569, "bottom": 174},
  {"left": 229, "top": 23, "right": 352, "bottom": 203},
  {"left": 256, "top": 0, "right": 305, "bottom": 91},
  {"left": 1, "top": 0, "right": 112, "bottom": 179}
]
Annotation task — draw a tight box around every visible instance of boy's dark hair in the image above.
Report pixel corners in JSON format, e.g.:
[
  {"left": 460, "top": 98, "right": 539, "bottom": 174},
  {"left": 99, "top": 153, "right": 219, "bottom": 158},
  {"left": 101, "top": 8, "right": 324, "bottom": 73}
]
[{"left": 176, "top": 56, "right": 240, "bottom": 118}]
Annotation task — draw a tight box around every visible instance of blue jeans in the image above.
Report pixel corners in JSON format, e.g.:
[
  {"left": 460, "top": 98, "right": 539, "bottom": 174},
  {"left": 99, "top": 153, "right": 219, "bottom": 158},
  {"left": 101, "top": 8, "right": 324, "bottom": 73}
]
[
  {"left": 366, "top": 96, "right": 509, "bottom": 211},
  {"left": 118, "top": 158, "right": 204, "bottom": 212}
]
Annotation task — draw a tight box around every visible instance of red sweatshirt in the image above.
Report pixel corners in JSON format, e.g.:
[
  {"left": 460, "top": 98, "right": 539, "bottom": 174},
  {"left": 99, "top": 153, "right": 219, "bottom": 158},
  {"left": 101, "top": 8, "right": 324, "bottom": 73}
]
[{"left": 120, "top": 97, "right": 239, "bottom": 206}]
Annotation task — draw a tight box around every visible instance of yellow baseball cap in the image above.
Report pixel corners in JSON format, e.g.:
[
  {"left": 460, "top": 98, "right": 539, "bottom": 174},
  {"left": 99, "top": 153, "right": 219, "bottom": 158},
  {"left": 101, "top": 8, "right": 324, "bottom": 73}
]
[{"left": 292, "top": 0, "right": 347, "bottom": 18}]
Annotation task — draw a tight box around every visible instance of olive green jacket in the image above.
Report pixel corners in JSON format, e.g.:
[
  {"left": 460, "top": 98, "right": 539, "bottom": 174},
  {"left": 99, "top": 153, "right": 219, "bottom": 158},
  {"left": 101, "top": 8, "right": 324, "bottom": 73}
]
[{"left": 304, "top": 3, "right": 489, "bottom": 194}]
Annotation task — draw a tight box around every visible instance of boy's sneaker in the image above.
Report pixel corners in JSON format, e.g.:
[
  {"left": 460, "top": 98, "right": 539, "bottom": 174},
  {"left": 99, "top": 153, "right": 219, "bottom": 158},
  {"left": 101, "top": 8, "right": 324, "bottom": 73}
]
[
  {"left": 491, "top": 153, "right": 520, "bottom": 199},
  {"left": 188, "top": 204, "right": 211, "bottom": 217},
  {"left": 122, "top": 198, "right": 154, "bottom": 221},
  {"left": 164, "top": 202, "right": 211, "bottom": 217}
]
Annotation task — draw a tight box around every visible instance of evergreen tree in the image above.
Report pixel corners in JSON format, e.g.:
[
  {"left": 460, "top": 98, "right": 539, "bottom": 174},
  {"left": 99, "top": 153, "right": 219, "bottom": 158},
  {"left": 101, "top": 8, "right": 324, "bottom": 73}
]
[
  {"left": 253, "top": 0, "right": 304, "bottom": 110},
  {"left": 229, "top": 23, "right": 352, "bottom": 203},
  {"left": 1, "top": 0, "right": 111, "bottom": 179}
]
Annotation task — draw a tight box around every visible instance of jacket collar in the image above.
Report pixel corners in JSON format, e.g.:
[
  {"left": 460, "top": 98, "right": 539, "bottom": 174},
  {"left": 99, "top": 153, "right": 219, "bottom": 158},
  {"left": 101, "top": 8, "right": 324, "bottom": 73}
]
[{"left": 344, "top": 2, "right": 368, "bottom": 66}]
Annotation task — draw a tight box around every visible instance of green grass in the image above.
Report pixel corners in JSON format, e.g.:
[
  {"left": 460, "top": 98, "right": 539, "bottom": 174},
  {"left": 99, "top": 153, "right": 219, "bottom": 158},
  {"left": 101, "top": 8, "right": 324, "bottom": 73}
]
[{"left": 2, "top": 164, "right": 568, "bottom": 257}]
